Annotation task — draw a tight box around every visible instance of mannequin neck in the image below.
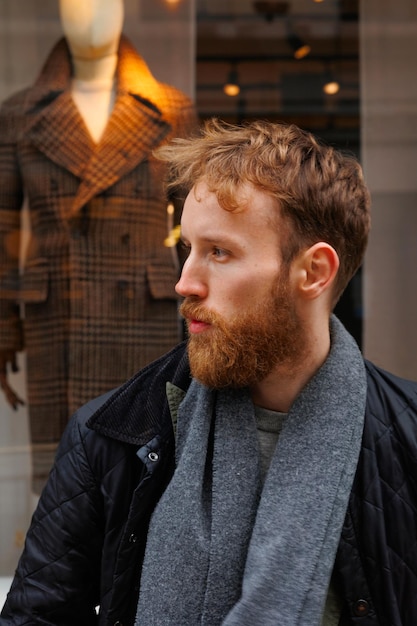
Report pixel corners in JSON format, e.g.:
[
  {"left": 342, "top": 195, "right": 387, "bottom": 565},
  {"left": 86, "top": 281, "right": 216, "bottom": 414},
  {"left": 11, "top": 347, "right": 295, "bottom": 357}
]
[
  {"left": 70, "top": 52, "right": 118, "bottom": 143},
  {"left": 71, "top": 52, "right": 118, "bottom": 82}
]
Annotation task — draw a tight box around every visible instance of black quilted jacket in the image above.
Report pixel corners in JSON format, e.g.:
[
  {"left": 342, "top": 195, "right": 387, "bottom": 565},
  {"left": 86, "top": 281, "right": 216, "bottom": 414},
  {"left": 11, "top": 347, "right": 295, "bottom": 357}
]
[{"left": 2, "top": 341, "right": 417, "bottom": 626}]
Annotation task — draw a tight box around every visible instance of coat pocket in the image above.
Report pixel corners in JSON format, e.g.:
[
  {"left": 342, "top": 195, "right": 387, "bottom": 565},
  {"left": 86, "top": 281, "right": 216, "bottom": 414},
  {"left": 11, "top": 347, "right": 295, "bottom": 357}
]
[
  {"left": 146, "top": 264, "right": 179, "bottom": 300},
  {"left": 20, "top": 258, "right": 49, "bottom": 303}
]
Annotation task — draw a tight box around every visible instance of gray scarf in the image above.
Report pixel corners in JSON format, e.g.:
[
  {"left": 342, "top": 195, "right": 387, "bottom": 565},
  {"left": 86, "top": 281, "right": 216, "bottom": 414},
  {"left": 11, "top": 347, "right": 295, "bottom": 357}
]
[{"left": 135, "top": 317, "right": 367, "bottom": 625}]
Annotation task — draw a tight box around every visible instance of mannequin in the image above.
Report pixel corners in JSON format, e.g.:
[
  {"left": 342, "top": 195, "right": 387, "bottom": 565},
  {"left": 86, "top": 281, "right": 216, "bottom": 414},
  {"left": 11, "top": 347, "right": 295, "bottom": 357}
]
[
  {"left": 0, "top": 0, "right": 197, "bottom": 493},
  {"left": 60, "top": 0, "right": 123, "bottom": 142}
]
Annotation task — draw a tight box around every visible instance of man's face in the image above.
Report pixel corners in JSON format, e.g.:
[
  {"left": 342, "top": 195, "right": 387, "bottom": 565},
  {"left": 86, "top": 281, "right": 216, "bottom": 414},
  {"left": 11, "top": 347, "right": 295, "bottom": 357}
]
[{"left": 175, "top": 182, "right": 307, "bottom": 388}]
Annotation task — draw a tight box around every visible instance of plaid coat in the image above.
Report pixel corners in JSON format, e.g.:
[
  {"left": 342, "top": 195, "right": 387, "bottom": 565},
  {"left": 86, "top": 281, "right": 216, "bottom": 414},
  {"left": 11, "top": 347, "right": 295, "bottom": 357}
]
[{"left": 0, "top": 36, "right": 197, "bottom": 491}]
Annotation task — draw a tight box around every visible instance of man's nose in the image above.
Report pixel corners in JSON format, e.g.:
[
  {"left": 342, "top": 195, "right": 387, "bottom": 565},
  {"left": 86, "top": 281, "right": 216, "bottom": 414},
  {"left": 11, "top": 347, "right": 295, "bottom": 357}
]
[{"left": 175, "top": 256, "right": 208, "bottom": 299}]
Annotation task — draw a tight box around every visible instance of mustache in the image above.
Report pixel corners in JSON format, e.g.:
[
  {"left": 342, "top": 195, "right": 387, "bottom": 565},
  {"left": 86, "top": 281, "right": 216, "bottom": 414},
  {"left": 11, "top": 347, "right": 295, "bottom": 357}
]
[{"left": 179, "top": 299, "right": 219, "bottom": 325}]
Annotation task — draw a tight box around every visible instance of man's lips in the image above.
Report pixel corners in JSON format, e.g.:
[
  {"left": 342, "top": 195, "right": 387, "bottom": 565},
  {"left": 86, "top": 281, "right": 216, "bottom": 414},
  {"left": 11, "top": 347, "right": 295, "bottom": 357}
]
[{"left": 187, "top": 318, "right": 212, "bottom": 334}]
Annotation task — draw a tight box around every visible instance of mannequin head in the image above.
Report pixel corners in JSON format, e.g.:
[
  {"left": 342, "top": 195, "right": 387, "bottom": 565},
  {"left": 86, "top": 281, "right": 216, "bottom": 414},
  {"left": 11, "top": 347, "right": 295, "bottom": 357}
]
[{"left": 59, "top": 0, "right": 124, "bottom": 60}]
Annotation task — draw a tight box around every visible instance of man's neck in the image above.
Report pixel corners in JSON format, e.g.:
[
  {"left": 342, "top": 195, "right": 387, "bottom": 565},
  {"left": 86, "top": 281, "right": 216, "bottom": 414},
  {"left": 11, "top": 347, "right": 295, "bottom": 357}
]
[{"left": 250, "top": 325, "right": 331, "bottom": 413}]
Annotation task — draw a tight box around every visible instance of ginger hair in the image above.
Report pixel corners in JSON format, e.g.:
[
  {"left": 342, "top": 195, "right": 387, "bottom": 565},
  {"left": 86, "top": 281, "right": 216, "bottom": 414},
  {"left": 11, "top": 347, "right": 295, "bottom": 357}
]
[{"left": 156, "top": 118, "right": 371, "bottom": 304}]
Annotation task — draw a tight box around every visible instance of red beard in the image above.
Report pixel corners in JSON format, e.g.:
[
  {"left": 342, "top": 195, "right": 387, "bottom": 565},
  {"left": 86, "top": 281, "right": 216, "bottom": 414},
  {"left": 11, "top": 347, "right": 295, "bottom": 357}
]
[{"left": 180, "top": 276, "right": 306, "bottom": 389}]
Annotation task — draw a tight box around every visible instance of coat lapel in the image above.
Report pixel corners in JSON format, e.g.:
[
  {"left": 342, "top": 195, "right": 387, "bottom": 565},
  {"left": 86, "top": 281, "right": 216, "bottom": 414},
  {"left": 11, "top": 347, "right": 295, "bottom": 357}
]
[
  {"left": 71, "top": 93, "right": 171, "bottom": 214},
  {"left": 24, "top": 35, "right": 174, "bottom": 215},
  {"left": 27, "top": 91, "right": 94, "bottom": 179}
]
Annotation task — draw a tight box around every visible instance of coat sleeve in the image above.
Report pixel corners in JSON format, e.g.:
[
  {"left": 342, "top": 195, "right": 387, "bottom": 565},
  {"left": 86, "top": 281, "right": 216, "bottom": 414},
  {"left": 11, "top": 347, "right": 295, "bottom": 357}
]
[
  {"left": 0, "top": 410, "right": 104, "bottom": 625},
  {"left": 0, "top": 94, "right": 25, "bottom": 352}
]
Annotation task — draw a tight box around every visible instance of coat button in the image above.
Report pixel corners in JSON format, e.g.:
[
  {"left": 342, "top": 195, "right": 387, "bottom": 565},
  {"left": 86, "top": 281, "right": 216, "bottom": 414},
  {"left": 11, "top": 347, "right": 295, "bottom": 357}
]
[
  {"left": 148, "top": 451, "right": 159, "bottom": 462},
  {"left": 113, "top": 621, "right": 123, "bottom": 626},
  {"left": 353, "top": 599, "right": 369, "bottom": 616},
  {"left": 128, "top": 533, "right": 138, "bottom": 543}
]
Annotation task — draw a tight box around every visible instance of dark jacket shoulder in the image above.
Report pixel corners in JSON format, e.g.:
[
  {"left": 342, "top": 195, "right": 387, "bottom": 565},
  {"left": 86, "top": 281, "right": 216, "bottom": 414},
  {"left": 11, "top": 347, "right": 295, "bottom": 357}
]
[
  {"left": 364, "top": 359, "right": 417, "bottom": 475},
  {"left": 365, "top": 359, "right": 417, "bottom": 419},
  {"left": 86, "top": 340, "right": 190, "bottom": 445},
  {"left": 338, "top": 361, "right": 417, "bottom": 625}
]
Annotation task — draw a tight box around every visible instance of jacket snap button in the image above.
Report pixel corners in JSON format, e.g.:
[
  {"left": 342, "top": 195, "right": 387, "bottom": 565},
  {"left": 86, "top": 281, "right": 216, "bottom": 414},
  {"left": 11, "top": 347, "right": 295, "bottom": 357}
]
[
  {"left": 128, "top": 533, "right": 138, "bottom": 543},
  {"left": 354, "top": 599, "right": 369, "bottom": 616},
  {"left": 148, "top": 451, "right": 159, "bottom": 462},
  {"left": 113, "top": 622, "right": 123, "bottom": 626}
]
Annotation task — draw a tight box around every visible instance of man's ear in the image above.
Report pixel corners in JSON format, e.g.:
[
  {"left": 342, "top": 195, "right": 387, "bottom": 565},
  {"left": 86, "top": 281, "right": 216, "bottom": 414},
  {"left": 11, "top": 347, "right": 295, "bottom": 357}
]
[{"left": 293, "top": 242, "right": 340, "bottom": 300}]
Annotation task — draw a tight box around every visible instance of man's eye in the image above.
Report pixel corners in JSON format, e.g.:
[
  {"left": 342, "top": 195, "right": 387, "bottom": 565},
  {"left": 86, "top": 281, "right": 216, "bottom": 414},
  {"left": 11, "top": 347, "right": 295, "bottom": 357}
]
[
  {"left": 180, "top": 241, "right": 191, "bottom": 255},
  {"left": 213, "top": 247, "right": 228, "bottom": 259}
]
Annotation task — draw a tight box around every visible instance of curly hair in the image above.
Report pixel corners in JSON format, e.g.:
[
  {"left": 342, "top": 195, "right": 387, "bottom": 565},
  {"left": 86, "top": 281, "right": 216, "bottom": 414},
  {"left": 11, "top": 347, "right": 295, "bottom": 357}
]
[{"left": 156, "top": 118, "right": 371, "bottom": 304}]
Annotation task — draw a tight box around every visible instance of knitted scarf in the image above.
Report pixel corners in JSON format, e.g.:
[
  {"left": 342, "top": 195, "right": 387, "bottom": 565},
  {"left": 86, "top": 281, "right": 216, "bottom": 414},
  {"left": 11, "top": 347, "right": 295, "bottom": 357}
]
[{"left": 135, "top": 317, "right": 367, "bottom": 625}]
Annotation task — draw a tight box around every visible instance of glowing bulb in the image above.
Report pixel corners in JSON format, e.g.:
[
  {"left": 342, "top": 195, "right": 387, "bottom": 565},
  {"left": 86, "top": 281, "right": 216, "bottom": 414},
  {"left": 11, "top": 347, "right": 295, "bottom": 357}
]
[
  {"left": 294, "top": 44, "right": 311, "bottom": 60},
  {"left": 323, "top": 80, "right": 340, "bottom": 95},
  {"left": 223, "top": 83, "right": 240, "bottom": 97}
]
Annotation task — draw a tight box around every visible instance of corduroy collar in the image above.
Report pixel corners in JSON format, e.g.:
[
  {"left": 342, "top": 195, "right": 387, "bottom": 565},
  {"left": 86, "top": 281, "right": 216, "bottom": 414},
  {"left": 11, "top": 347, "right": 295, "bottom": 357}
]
[{"left": 86, "top": 341, "right": 191, "bottom": 447}]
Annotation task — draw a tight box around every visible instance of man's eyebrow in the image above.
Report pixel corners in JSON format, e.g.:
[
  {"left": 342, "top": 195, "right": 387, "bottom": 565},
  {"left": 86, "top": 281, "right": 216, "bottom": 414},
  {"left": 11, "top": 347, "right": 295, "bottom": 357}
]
[{"left": 181, "top": 231, "right": 240, "bottom": 246}]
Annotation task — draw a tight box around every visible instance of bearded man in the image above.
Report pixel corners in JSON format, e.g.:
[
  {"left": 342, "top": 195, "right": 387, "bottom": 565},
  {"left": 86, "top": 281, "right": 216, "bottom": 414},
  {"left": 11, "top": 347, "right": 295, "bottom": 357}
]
[{"left": 2, "top": 119, "right": 417, "bottom": 626}]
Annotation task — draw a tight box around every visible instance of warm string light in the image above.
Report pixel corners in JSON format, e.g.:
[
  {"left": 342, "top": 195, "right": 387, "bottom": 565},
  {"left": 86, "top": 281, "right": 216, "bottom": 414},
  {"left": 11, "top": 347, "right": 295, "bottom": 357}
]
[
  {"left": 223, "top": 68, "right": 240, "bottom": 96},
  {"left": 223, "top": 83, "right": 240, "bottom": 97},
  {"left": 323, "top": 61, "right": 340, "bottom": 95},
  {"left": 288, "top": 33, "right": 311, "bottom": 60},
  {"left": 323, "top": 80, "right": 340, "bottom": 95},
  {"left": 293, "top": 42, "right": 311, "bottom": 60}
]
